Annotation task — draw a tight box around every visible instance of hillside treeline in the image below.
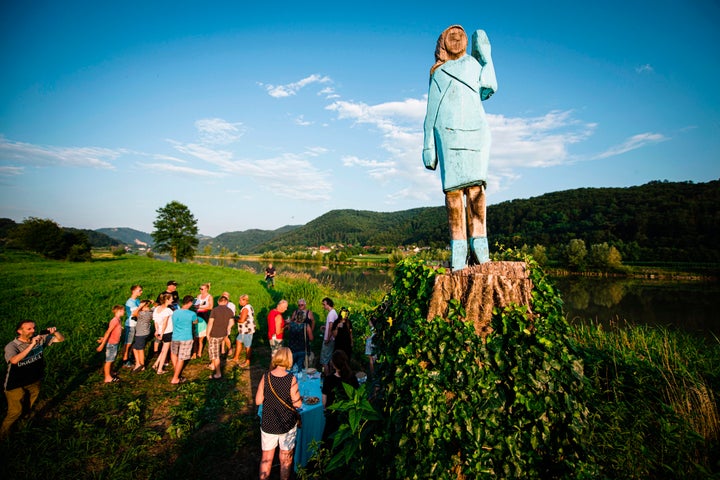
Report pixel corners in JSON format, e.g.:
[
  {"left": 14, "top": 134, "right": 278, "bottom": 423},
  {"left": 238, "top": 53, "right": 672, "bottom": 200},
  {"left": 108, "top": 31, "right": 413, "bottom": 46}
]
[
  {"left": 254, "top": 180, "right": 719, "bottom": 265},
  {"left": 0, "top": 217, "right": 120, "bottom": 261},
  {"left": 256, "top": 207, "right": 448, "bottom": 252},
  {"left": 490, "top": 180, "right": 719, "bottom": 263}
]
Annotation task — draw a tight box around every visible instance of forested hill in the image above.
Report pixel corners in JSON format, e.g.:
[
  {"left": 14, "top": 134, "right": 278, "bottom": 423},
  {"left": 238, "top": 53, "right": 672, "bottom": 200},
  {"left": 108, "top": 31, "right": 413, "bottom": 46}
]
[
  {"left": 201, "top": 225, "right": 300, "bottom": 255},
  {"left": 96, "top": 227, "right": 154, "bottom": 247},
  {"left": 489, "top": 180, "right": 719, "bottom": 262},
  {"left": 255, "top": 207, "right": 448, "bottom": 252},
  {"left": 255, "top": 180, "right": 719, "bottom": 263}
]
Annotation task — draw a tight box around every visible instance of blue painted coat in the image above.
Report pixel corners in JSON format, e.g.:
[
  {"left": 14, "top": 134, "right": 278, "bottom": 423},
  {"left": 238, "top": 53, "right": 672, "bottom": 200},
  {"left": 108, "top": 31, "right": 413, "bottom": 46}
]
[{"left": 423, "top": 30, "right": 497, "bottom": 192}]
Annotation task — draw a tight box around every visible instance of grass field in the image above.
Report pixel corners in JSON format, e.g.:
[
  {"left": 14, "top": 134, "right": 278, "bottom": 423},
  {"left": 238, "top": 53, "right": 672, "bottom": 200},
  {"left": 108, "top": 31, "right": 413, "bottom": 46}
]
[
  {"left": 1, "top": 251, "right": 718, "bottom": 479},
  {"left": 0, "top": 251, "right": 367, "bottom": 479}
]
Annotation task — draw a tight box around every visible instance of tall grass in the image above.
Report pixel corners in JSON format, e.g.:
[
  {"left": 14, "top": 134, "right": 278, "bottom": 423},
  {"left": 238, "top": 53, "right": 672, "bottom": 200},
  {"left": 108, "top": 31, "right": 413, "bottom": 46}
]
[{"left": 573, "top": 320, "right": 720, "bottom": 477}]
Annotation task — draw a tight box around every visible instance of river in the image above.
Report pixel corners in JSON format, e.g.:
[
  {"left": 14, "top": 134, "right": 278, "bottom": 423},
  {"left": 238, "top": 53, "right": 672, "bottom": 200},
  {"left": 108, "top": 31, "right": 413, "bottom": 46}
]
[{"left": 189, "top": 257, "right": 719, "bottom": 338}]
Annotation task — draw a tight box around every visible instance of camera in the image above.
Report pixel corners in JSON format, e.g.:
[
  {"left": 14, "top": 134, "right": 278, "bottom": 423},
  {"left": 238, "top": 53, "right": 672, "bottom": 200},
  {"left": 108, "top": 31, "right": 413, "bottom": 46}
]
[{"left": 32, "top": 328, "right": 51, "bottom": 338}]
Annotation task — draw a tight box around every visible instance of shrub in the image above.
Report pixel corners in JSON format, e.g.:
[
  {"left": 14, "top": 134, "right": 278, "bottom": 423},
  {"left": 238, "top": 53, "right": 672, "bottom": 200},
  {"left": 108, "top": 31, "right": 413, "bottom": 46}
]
[{"left": 308, "top": 254, "right": 593, "bottom": 479}]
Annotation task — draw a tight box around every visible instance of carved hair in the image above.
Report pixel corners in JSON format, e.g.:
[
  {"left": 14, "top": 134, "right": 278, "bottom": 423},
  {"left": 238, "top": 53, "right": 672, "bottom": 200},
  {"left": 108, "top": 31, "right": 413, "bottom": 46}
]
[{"left": 430, "top": 24, "right": 467, "bottom": 76}]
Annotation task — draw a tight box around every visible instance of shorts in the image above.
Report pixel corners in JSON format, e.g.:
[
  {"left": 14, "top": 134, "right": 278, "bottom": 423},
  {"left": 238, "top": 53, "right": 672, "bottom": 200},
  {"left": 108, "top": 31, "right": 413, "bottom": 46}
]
[
  {"left": 132, "top": 334, "right": 150, "bottom": 350},
  {"left": 320, "top": 340, "right": 335, "bottom": 366},
  {"left": 197, "top": 319, "right": 208, "bottom": 338},
  {"left": 269, "top": 337, "right": 283, "bottom": 358},
  {"left": 208, "top": 336, "right": 224, "bottom": 360},
  {"left": 261, "top": 426, "right": 297, "bottom": 451},
  {"left": 123, "top": 326, "right": 136, "bottom": 345},
  {"left": 365, "top": 334, "right": 375, "bottom": 356},
  {"left": 105, "top": 343, "right": 119, "bottom": 363},
  {"left": 159, "top": 332, "right": 172, "bottom": 343},
  {"left": 236, "top": 333, "right": 253, "bottom": 348},
  {"left": 171, "top": 340, "right": 194, "bottom": 361}
]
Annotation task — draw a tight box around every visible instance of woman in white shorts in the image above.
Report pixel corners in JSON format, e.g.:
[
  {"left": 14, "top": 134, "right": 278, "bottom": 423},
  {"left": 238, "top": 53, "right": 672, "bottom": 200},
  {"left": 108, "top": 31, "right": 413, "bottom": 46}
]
[{"left": 255, "top": 347, "right": 302, "bottom": 480}]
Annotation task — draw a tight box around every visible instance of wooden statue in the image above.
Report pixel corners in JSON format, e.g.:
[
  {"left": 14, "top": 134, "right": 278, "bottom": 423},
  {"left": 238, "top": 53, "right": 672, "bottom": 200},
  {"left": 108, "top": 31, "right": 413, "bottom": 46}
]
[{"left": 423, "top": 25, "right": 497, "bottom": 271}]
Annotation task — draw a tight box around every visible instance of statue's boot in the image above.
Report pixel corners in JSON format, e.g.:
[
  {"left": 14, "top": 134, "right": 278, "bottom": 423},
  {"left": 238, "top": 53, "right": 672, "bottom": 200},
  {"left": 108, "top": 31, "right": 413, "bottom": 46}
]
[
  {"left": 471, "top": 236, "right": 490, "bottom": 264},
  {"left": 450, "top": 240, "right": 468, "bottom": 271}
]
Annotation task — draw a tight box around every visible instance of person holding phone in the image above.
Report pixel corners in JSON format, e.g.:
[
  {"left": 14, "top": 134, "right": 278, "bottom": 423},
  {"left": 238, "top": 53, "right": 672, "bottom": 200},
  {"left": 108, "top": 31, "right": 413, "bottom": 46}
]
[{"left": 1, "top": 320, "right": 64, "bottom": 438}]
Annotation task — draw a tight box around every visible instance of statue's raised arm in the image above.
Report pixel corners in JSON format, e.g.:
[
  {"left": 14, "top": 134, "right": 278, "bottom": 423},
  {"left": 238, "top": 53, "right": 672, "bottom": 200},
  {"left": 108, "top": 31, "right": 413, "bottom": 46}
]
[{"left": 472, "top": 29, "right": 497, "bottom": 101}]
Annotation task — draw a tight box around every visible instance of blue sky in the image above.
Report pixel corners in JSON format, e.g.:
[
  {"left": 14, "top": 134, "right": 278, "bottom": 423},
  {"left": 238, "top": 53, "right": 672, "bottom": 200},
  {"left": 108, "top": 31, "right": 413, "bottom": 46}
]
[{"left": 1, "top": 1, "right": 718, "bottom": 237}]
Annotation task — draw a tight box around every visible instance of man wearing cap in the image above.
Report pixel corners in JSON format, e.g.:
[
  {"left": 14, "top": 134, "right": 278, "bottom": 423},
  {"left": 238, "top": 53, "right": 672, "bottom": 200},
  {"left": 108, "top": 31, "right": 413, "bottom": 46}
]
[{"left": 157, "top": 280, "right": 180, "bottom": 310}]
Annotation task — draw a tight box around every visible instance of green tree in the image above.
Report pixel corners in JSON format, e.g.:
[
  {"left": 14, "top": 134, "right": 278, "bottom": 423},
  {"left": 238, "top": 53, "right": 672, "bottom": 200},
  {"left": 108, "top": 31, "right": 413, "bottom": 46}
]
[
  {"left": 530, "top": 244, "right": 548, "bottom": 266},
  {"left": 565, "top": 238, "right": 587, "bottom": 271},
  {"left": 151, "top": 201, "right": 199, "bottom": 263},
  {"left": 8, "top": 217, "right": 91, "bottom": 261},
  {"left": 589, "top": 242, "right": 623, "bottom": 270}
]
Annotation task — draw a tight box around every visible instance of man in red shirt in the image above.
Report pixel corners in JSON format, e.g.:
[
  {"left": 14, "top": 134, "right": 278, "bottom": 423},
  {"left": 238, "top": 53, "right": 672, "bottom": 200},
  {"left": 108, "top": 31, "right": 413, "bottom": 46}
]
[{"left": 267, "top": 299, "right": 288, "bottom": 359}]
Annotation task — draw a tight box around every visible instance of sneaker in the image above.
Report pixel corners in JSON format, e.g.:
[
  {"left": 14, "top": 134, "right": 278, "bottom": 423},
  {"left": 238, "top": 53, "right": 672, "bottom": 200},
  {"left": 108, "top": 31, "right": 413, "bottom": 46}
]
[{"left": 123, "top": 361, "right": 134, "bottom": 368}]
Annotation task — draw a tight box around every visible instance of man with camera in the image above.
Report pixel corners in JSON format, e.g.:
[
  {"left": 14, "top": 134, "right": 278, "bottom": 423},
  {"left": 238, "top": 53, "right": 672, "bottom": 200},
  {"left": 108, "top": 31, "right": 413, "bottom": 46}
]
[{"left": 1, "top": 320, "right": 64, "bottom": 438}]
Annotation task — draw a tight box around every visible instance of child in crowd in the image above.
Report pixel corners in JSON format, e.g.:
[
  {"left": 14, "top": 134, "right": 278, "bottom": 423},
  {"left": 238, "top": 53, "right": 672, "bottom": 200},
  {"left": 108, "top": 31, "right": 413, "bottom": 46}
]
[
  {"left": 131, "top": 299, "right": 154, "bottom": 372},
  {"left": 97, "top": 305, "right": 124, "bottom": 383}
]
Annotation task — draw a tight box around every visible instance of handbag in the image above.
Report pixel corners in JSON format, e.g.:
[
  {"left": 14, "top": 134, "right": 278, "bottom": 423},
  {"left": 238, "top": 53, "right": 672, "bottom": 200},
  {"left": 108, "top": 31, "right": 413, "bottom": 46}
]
[{"left": 267, "top": 373, "right": 302, "bottom": 429}]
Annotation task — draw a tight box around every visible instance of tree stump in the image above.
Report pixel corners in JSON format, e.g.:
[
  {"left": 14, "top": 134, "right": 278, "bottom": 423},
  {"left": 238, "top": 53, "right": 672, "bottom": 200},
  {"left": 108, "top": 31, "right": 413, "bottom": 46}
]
[{"left": 427, "top": 261, "right": 533, "bottom": 337}]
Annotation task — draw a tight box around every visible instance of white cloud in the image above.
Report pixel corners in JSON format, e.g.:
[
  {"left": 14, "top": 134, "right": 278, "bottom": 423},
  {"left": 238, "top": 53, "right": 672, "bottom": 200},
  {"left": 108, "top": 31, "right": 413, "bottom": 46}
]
[
  {"left": 195, "top": 118, "right": 245, "bottom": 145},
  {"left": 0, "top": 136, "right": 121, "bottom": 169},
  {"left": 318, "top": 87, "right": 340, "bottom": 99},
  {"left": 152, "top": 154, "right": 188, "bottom": 164},
  {"left": 0, "top": 166, "right": 24, "bottom": 176},
  {"left": 137, "top": 162, "right": 216, "bottom": 176},
  {"left": 263, "top": 74, "right": 332, "bottom": 98},
  {"left": 636, "top": 64, "right": 654, "bottom": 74},
  {"left": 162, "top": 134, "right": 332, "bottom": 200},
  {"left": 490, "top": 110, "right": 595, "bottom": 168},
  {"left": 327, "top": 99, "right": 599, "bottom": 202},
  {"left": 594, "top": 132, "right": 667, "bottom": 159},
  {"left": 295, "top": 115, "right": 313, "bottom": 126},
  {"left": 342, "top": 155, "right": 397, "bottom": 180}
]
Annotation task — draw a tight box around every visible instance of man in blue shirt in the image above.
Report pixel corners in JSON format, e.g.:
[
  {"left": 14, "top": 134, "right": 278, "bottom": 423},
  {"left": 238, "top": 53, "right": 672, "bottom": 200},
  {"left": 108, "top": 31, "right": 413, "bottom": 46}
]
[{"left": 170, "top": 295, "right": 197, "bottom": 385}]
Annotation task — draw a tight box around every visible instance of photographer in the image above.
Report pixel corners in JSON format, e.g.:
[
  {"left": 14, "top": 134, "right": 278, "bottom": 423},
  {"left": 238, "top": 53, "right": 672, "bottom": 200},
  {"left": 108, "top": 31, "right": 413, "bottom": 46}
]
[{"left": 1, "top": 320, "right": 64, "bottom": 438}]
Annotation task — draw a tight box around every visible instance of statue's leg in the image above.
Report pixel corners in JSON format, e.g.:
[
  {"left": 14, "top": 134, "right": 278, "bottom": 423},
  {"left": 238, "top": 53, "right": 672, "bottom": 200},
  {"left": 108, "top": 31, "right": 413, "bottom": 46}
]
[
  {"left": 467, "top": 185, "right": 490, "bottom": 264},
  {"left": 445, "top": 190, "right": 468, "bottom": 271}
]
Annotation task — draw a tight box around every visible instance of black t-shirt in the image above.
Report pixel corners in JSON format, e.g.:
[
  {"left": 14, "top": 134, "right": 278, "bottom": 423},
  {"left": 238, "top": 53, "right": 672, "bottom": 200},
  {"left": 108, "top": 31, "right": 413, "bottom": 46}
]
[
  {"left": 4, "top": 338, "right": 50, "bottom": 391},
  {"left": 157, "top": 290, "right": 180, "bottom": 309}
]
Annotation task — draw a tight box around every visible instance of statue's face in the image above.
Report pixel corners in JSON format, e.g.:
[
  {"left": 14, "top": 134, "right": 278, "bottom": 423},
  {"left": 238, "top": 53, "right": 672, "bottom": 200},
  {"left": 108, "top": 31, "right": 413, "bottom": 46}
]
[{"left": 445, "top": 27, "right": 467, "bottom": 57}]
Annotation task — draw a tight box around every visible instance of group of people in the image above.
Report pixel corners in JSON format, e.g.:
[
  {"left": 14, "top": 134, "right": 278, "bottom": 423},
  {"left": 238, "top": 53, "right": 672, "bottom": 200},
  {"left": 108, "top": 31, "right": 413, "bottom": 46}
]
[
  {"left": 267, "top": 296, "right": 355, "bottom": 377},
  {"left": 97, "top": 281, "right": 256, "bottom": 385},
  {"left": 257, "top": 296, "right": 366, "bottom": 480}
]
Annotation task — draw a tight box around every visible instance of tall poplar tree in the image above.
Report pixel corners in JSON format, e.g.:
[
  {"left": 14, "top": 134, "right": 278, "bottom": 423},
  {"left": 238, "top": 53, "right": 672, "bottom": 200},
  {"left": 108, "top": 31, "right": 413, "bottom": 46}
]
[{"left": 152, "top": 201, "right": 199, "bottom": 262}]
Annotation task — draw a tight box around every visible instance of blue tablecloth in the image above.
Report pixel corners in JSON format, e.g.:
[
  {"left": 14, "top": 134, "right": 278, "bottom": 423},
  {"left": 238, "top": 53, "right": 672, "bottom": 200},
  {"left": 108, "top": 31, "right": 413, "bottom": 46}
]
[
  {"left": 295, "top": 374, "right": 324, "bottom": 467},
  {"left": 258, "top": 372, "right": 325, "bottom": 469}
]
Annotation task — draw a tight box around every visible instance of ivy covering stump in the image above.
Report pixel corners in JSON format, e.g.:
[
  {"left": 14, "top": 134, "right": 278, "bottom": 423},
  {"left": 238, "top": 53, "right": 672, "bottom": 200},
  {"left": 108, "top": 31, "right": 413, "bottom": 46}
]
[{"left": 427, "top": 261, "right": 533, "bottom": 336}]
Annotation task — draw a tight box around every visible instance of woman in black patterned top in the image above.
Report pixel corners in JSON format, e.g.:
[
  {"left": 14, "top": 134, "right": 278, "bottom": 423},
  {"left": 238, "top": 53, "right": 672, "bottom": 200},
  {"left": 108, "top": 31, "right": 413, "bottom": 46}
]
[{"left": 255, "top": 347, "right": 302, "bottom": 480}]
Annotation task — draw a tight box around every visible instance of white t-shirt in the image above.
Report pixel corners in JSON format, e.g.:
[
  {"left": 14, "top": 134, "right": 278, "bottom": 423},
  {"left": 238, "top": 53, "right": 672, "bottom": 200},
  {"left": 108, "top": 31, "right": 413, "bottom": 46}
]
[
  {"left": 153, "top": 306, "right": 174, "bottom": 334},
  {"left": 324, "top": 308, "right": 338, "bottom": 341}
]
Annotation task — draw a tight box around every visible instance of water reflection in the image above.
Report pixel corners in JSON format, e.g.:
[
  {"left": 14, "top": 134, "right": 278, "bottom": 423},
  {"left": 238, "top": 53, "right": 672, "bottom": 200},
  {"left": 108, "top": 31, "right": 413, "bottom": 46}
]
[
  {"left": 179, "top": 257, "right": 718, "bottom": 337},
  {"left": 192, "top": 258, "right": 393, "bottom": 294},
  {"left": 551, "top": 276, "right": 720, "bottom": 338}
]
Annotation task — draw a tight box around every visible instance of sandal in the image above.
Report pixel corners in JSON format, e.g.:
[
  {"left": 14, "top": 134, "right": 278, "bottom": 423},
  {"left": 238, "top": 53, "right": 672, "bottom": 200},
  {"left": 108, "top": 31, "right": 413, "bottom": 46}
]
[
  {"left": 156, "top": 370, "right": 167, "bottom": 375},
  {"left": 105, "top": 377, "right": 121, "bottom": 383},
  {"left": 132, "top": 365, "right": 145, "bottom": 373}
]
